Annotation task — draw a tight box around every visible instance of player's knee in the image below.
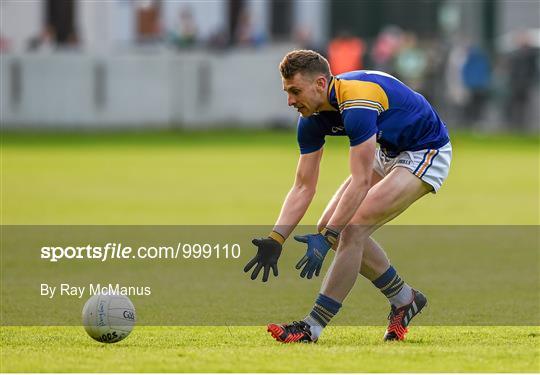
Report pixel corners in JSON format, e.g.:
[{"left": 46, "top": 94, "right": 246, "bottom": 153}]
[
  {"left": 364, "top": 212, "right": 384, "bottom": 225},
  {"left": 339, "top": 225, "right": 369, "bottom": 249},
  {"left": 352, "top": 195, "right": 393, "bottom": 225},
  {"left": 352, "top": 206, "right": 386, "bottom": 226}
]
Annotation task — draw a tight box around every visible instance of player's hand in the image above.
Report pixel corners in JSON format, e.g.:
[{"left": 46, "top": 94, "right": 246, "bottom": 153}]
[
  {"left": 244, "top": 237, "right": 282, "bottom": 282},
  {"left": 294, "top": 229, "right": 338, "bottom": 279}
]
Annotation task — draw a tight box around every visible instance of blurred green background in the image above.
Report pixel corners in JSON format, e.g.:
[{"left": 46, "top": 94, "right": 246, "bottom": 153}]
[{"left": 2, "top": 130, "right": 538, "bottom": 225}]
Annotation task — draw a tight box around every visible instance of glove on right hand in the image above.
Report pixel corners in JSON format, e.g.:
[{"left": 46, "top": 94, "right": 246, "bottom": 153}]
[{"left": 243, "top": 237, "right": 282, "bottom": 282}]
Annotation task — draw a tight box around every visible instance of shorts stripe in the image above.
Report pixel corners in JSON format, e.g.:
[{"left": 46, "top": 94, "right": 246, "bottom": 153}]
[
  {"left": 414, "top": 149, "right": 437, "bottom": 177},
  {"left": 413, "top": 150, "right": 430, "bottom": 175},
  {"left": 420, "top": 149, "right": 439, "bottom": 177}
]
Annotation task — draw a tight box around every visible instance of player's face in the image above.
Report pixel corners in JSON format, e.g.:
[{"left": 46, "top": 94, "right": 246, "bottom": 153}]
[{"left": 282, "top": 73, "right": 326, "bottom": 116}]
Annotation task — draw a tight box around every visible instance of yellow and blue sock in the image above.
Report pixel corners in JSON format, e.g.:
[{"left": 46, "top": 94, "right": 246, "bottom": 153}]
[
  {"left": 372, "top": 265, "right": 413, "bottom": 308},
  {"left": 303, "top": 293, "right": 342, "bottom": 339}
]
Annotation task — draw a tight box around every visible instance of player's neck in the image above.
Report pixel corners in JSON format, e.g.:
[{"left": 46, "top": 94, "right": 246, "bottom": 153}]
[
  {"left": 318, "top": 97, "right": 337, "bottom": 112},
  {"left": 318, "top": 76, "right": 337, "bottom": 112}
]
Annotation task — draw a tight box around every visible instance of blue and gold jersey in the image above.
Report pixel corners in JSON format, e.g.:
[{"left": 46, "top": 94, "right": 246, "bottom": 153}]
[{"left": 297, "top": 70, "right": 450, "bottom": 156}]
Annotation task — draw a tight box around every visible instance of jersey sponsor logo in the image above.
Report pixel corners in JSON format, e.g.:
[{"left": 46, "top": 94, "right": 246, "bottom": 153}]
[
  {"left": 331, "top": 126, "right": 344, "bottom": 133},
  {"left": 397, "top": 159, "right": 412, "bottom": 165}
]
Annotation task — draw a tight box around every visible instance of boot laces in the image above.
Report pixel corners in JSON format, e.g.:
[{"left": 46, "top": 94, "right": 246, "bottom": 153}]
[
  {"left": 286, "top": 321, "right": 309, "bottom": 334},
  {"left": 387, "top": 306, "right": 408, "bottom": 338}
]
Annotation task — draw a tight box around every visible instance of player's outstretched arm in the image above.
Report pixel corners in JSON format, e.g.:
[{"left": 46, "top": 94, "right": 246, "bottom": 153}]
[
  {"left": 244, "top": 149, "right": 323, "bottom": 282},
  {"left": 294, "top": 135, "right": 376, "bottom": 278},
  {"left": 273, "top": 148, "right": 323, "bottom": 237},
  {"left": 325, "top": 134, "right": 375, "bottom": 231}
]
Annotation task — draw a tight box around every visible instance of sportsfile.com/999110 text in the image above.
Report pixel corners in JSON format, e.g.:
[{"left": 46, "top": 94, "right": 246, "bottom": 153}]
[{"left": 40, "top": 242, "right": 241, "bottom": 262}]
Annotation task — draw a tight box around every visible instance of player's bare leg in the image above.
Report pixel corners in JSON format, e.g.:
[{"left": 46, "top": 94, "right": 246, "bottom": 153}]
[
  {"left": 269, "top": 173, "right": 392, "bottom": 344},
  {"left": 310, "top": 167, "right": 432, "bottom": 341},
  {"left": 271, "top": 168, "right": 431, "bottom": 344},
  {"left": 291, "top": 168, "right": 431, "bottom": 342},
  {"left": 317, "top": 172, "right": 391, "bottom": 282},
  {"left": 359, "top": 237, "right": 390, "bottom": 281},
  {"left": 320, "top": 167, "right": 431, "bottom": 301}
]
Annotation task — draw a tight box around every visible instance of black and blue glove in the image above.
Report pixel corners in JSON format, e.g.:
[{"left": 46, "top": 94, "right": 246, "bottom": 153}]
[{"left": 294, "top": 228, "right": 339, "bottom": 279}]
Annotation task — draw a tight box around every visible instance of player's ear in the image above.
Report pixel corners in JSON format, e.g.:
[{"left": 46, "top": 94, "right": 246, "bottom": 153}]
[{"left": 315, "top": 76, "right": 327, "bottom": 92}]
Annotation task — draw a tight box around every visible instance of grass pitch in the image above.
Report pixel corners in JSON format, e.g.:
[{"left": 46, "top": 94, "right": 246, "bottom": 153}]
[
  {"left": 1, "top": 130, "right": 539, "bottom": 372},
  {"left": 2, "top": 326, "right": 539, "bottom": 372}
]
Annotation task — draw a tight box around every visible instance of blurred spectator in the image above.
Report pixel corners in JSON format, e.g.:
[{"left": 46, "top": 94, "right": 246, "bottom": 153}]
[
  {"left": 170, "top": 6, "right": 198, "bottom": 49},
  {"left": 462, "top": 44, "right": 491, "bottom": 124},
  {"left": 234, "top": 7, "right": 267, "bottom": 47},
  {"left": 207, "top": 26, "right": 230, "bottom": 50},
  {"left": 394, "top": 32, "right": 427, "bottom": 91},
  {"left": 27, "top": 26, "right": 55, "bottom": 52},
  {"left": 327, "top": 30, "right": 365, "bottom": 75},
  {"left": 506, "top": 31, "right": 538, "bottom": 127},
  {"left": 421, "top": 38, "right": 447, "bottom": 105},
  {"left": 293, "top": 26, "right": 325, "bottom": 56},
  {"left": 0, "top": 34, "right": 11, "bottom": 53},
  {"left": 135, "top": 0, "right": 161, "bottom": 43},
  {"left": 445, "top": 37, "right": 469, "bottom": 122},
  {"left": 370, "top": 26, "right": 403, "bottom": 73}
]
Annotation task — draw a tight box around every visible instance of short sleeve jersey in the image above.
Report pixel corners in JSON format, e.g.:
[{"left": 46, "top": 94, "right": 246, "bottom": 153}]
[{"left": 297, "top": 71, "right": 450, "bottom": 157}]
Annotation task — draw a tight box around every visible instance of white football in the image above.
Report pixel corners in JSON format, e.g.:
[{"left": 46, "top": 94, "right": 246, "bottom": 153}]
[{"left": 82, "top": 294, "right": 136, "bottom": 343}]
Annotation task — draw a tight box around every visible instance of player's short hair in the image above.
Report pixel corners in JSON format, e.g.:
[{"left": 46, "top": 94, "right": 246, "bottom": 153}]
[{"left": 279, "top": 50, "right": 331, "bottom": 80}]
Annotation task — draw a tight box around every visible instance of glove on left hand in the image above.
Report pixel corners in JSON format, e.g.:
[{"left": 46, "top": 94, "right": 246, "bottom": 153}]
[{"left": 294, "top": 230, "right": 337, "bottom": 279}]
